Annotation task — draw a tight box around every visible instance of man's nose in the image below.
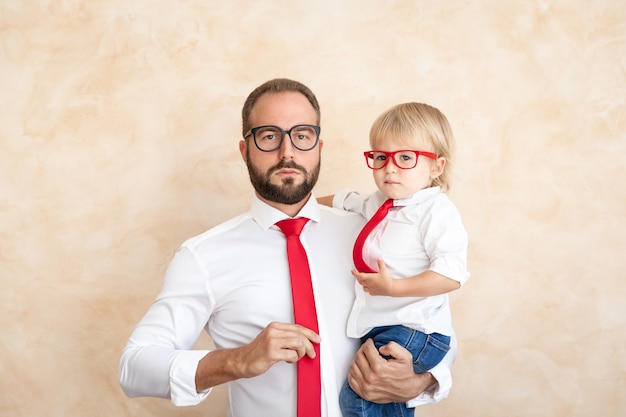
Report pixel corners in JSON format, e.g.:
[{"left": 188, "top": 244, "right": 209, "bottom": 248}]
[{"left": 278, "top": 133, "right": 295, "bottom": 159}]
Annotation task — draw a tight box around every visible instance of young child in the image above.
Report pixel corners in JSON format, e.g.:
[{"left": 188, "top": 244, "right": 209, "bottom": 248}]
[{"left": 319, "top": 102, "right": 469, "bottom": 417}]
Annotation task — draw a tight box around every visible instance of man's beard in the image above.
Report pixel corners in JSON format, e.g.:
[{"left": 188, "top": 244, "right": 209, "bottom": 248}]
[{"left": 246, "top": 155, "right": 320, "bottom": 205}]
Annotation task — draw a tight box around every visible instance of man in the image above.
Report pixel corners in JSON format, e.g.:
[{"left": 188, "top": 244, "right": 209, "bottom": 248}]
[{"left": 119, "top": 78, "right": 454, "bottom": 416}]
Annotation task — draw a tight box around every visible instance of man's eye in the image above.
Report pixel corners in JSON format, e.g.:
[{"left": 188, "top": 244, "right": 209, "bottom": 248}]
[{"left": 292, "top": 128, "right": 315, "bottom": 141}]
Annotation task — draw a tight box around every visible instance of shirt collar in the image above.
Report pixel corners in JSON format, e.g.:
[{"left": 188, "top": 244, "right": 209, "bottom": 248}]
[
  {"left": 250, "top": 193, "right": 321, "bottom": 230},
  {"left": 392, "top": 186, "right": 442, "bottom": 207}
]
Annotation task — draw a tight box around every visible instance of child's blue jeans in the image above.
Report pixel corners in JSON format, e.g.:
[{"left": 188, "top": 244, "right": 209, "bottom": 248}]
[{"left": 339, "top": 325, "right": 451, "bottom": 417}]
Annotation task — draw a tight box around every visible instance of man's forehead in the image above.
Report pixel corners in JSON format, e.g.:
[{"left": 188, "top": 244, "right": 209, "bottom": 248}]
[{"left": 249, "top": 92, "right": 317, "bottom": 126}]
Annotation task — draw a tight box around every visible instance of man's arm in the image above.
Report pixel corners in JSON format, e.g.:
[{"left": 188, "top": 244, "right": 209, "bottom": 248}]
[
  {"left": 195, "top": 322, "right": 320, "bottom": 390},
  {"left": 120, "top": 246, "right": 322, "bottom": 404}
]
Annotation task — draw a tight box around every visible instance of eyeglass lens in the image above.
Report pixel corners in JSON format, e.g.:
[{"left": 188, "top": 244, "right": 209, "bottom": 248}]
[
  {"left": 253, "top": 125, "right": 319, "bottom": 151},
  {"left": 368, "top": 151, "right": 420, "bottom": 169}
]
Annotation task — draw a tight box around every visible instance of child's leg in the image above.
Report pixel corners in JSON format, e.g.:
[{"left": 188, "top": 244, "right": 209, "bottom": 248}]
[
  {"left": 411, "top": 332, "right": 450, "bottom": 373},
  {"left": 362, "top": 326, "right": 450, "bottom": 373},
  {"left": 339, "top": 378, "right": 384, "bottom": 417},
  {"left": 348, "top": 326, "right": 451, "bottom": 417},
  {"left": 380, "top": 401, "right": 416, "bottom": 417}
]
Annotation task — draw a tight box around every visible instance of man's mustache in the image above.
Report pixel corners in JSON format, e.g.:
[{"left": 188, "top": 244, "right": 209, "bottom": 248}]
[{"left": 271, "top": 160, "right": 306, "bottom": 173}]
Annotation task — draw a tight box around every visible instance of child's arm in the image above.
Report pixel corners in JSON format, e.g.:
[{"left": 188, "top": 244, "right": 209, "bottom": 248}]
[
  {"left": 316, "top": 195, "right": 335, "bottom": 207},
  {"left": 353, "top": 258, "right": 460, "bottom": 297},
  {"left": 318, "top": 189, "right": 383, "bottom": 220}
]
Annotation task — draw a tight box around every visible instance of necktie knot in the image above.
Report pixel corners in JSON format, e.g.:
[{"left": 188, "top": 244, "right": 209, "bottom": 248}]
[
  {"left": 276, "top": 217, "right": 310, "bottom": 238},
  {"left": 381, "top": 198, "right": 394, "bottom": 211}
]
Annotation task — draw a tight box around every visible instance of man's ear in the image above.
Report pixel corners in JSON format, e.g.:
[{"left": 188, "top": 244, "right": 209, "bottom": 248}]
[{"left": 239, "top": 140, "right": 247, "bottom": 162}]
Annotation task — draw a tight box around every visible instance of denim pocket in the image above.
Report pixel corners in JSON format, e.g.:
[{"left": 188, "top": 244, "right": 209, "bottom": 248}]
[{"left": 413, "top": 333, "right": 451, "bottom": 373}]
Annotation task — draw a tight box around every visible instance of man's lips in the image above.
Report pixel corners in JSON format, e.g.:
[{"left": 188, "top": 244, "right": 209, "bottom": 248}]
[{"left": 275, "top": 168, "right": 301, "bottom": 176}]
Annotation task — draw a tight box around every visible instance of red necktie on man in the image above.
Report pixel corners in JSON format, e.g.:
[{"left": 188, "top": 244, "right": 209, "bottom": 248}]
[
  {"left": 276, "top": 217, "right": 321, "bottom": 417},
  {"left": 352, "top": 199, "right": 394, "bottom": 273}
]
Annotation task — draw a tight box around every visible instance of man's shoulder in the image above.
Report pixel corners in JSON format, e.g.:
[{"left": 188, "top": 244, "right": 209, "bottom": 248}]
[{"left": 182, "top": 212, "right": 254, "bottom": 249}]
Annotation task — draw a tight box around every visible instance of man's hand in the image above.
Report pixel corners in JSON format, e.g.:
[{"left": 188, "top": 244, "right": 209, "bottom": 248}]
[
  {"left": 238, "top": 321, "right": 320, "bottom": 375},
  {"left": 195, "top": 322, "right": 319, "bottom": 391},
  {"left": 347, "top": 339, "right": 435, "bottom": 403}
]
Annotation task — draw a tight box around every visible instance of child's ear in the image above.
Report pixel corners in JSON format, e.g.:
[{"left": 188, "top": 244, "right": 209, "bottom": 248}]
[{"left": 431, "top": 157, "right": 446, "bottom": 178}]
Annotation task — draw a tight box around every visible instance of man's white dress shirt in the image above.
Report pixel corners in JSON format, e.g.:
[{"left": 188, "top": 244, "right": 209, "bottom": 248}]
[{"left": 119, "top": 194, "right": 455, "bottom": 416}]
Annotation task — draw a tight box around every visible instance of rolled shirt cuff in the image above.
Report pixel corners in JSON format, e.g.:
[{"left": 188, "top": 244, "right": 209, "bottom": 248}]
[{"left": 170, "top": 350, "right": 212, "bottom": 406}]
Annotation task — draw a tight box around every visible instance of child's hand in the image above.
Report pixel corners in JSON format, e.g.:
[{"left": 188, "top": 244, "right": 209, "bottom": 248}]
[{"left": 352, "top": 259, "right": 395, "bottom": 296}]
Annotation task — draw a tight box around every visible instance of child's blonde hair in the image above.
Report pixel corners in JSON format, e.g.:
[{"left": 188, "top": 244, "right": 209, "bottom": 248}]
[{"left": 369, "top": 102, "right": 456, "bottom": 192}]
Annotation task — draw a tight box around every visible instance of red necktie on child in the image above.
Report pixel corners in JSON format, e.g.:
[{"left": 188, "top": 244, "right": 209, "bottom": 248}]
[
  {"left": 352, "top": 199, "right": 394, "bottom": 273},
  {"left": 276, "top": 217, "right": 321, "bottom": 417}
]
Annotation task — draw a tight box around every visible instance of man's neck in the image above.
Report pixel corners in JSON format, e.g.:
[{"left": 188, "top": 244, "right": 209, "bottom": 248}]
[{"left": 256, "top": 192, "right": 312, "bottom": 218}]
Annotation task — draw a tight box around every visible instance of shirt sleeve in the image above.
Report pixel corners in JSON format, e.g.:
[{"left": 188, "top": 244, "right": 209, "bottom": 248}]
[
  {"left": 333, "top": 189, "right": 385, "bottom": 219},
  {"left": 406, "top": 331, "right": 457, "bottom": 407},
  {"left": 333, "top": 189, "right": 363, "bottom": 213},
  {"left": 118, "top": 246, "right": 215, "bottom": 405},
  {"left": 423, "top": 198, "right": 470, "bottom": 285}
]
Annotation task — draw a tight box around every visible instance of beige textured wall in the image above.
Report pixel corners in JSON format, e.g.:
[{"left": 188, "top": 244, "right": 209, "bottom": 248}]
[{"left": 1, "top": 1, "right": 625, "bottom": 416}]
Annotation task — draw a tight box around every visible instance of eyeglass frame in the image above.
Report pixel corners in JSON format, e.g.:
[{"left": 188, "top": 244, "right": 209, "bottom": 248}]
[
  {"left": 244, "top": 124, "right": 321, "bottom": 152},
  {"left": 363, "top": 149, "right": 438, "bottom": 170}
]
